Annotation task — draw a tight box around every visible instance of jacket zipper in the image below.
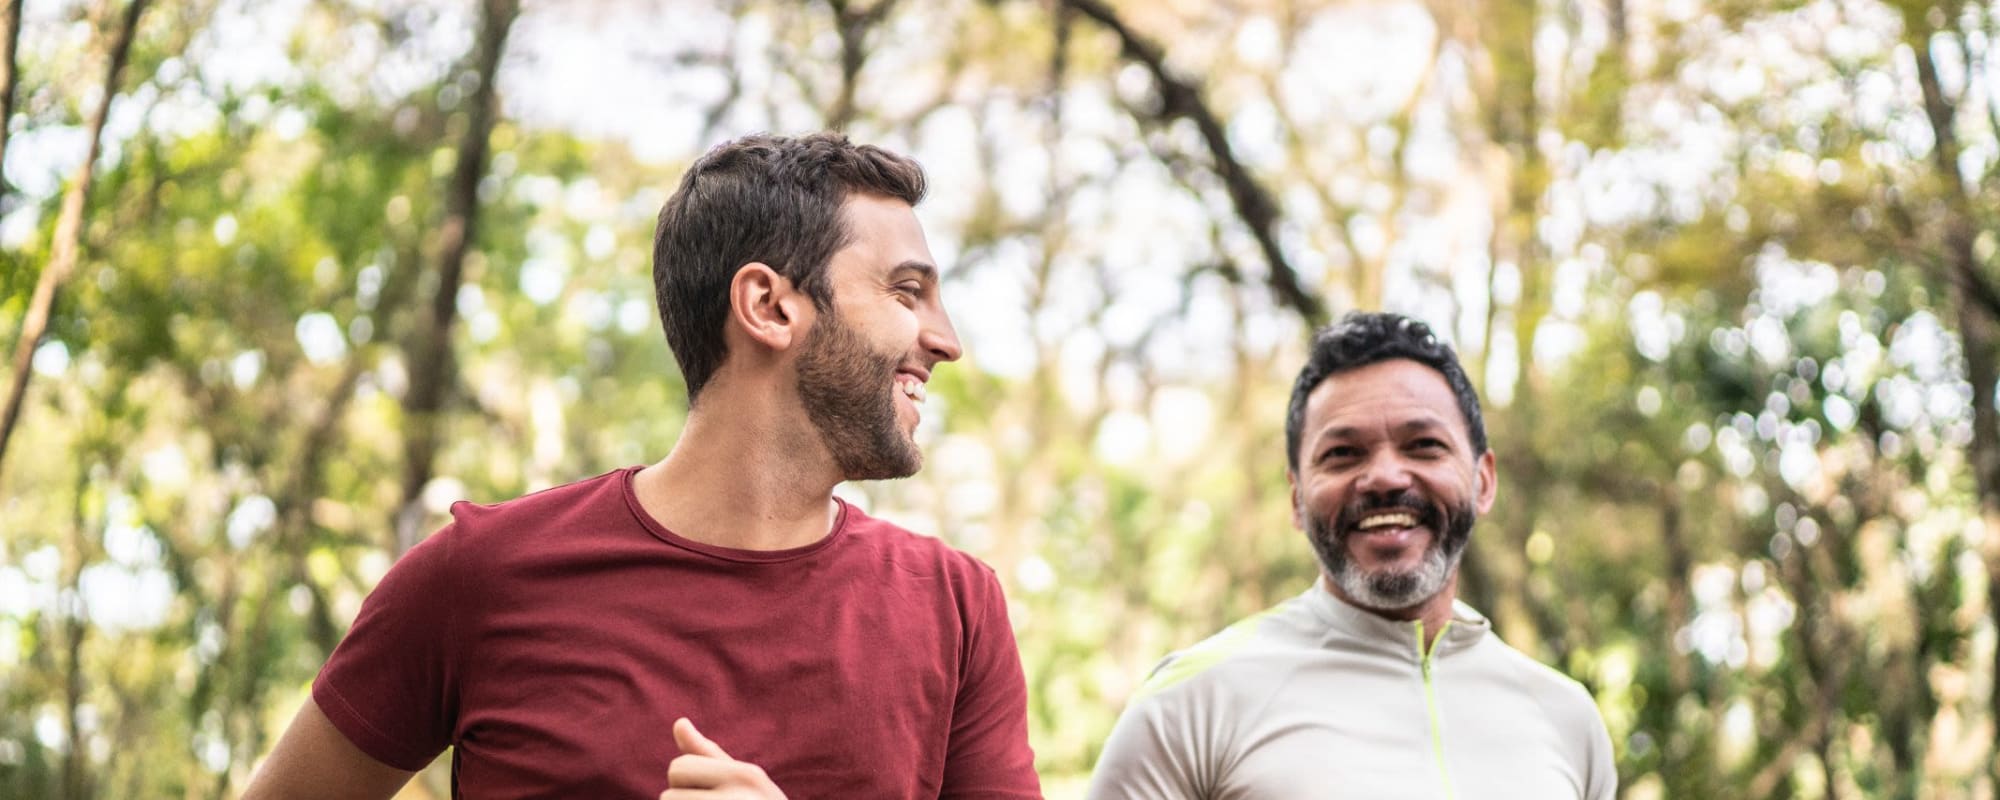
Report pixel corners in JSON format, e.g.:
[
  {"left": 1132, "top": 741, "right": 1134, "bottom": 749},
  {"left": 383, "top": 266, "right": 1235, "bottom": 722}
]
[{"left": 1417, "top": 619, "right": 1457, "bottom": 800}]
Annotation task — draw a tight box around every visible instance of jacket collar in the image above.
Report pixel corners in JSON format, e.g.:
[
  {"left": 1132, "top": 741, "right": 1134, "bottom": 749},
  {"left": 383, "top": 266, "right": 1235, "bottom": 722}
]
[{"left": 1303, "top": 576, "right": 1491, "bottom": 660}]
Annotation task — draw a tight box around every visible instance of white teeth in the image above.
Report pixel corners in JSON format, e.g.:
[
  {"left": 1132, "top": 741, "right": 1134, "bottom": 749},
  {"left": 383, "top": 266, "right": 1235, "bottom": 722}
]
[
  {"left": 898, "top": 376, "right": 927, "bottom": 404},
  {"left": 1357, "top": 512, "right": 1418, "bottom": 530}
]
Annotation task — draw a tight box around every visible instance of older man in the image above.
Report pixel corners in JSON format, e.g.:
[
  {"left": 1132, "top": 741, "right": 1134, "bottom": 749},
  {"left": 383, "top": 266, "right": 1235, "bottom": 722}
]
[{"left": 1088, "top": 311, "right": 1615, "bottom": 799}]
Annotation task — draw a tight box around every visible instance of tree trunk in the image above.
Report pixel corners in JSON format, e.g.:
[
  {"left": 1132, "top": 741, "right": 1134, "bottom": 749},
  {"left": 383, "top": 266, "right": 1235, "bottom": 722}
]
[
  {"left": 1457, "top": 0, "right": 1565, "bottom": 661},
  {"left": 394, "top": 0, "right": 519, "bottom": 553},
  {"left": 1908, "top": 21, "right": 2000, "bottom": 792},
  {"left": 60, "top": 463, "right": 92, "bottom": 800},
  {"left": 1963, "top": 303, "right": 2000, "bottom": 792},
  {"left": 0, "top": 0, "right": 152, "bottom": 486},
  {"left": 1659, "top": 491, "right": 1694, "bottom": 699},
  {"left": 1750, "top": 535, "right": 1851, "bottom": 799},
  {"left": 0, "top": 0, "right": 26, "bottom": 207},
  {"left": 823, "top": 0, "right": 897, "bottom": 130}
]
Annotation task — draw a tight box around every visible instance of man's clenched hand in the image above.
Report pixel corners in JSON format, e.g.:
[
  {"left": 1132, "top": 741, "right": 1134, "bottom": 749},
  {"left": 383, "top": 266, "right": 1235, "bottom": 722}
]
[{"left": 660, "top": 718, "right": 788, "bottom": 800}]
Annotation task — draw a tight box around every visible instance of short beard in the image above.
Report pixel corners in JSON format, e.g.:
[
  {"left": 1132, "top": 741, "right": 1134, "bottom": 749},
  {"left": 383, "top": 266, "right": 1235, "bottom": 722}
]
[
  {"left": 1307, "top": 489, "right": 1476, "bottom": 612},
  {"left": 794, "top": 309, "right": 920, "bottom": 480}
]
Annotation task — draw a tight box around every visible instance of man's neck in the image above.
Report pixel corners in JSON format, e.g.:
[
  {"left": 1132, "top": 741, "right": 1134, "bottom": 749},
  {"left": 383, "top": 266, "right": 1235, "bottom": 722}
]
[{"left": 633, "top": 395, "right": 846, "bottom": 551}]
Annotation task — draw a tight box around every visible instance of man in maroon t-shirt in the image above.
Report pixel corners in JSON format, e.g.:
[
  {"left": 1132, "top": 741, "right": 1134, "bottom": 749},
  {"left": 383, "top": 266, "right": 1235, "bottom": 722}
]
[{"left": 243, "top": 133, "right": 1042, "bottom": 799}]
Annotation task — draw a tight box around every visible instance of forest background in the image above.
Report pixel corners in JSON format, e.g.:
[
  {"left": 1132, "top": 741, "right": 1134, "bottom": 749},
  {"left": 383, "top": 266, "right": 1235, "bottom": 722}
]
[{"left": 3, "top": 0, "right": 1998, "bottom": 797}]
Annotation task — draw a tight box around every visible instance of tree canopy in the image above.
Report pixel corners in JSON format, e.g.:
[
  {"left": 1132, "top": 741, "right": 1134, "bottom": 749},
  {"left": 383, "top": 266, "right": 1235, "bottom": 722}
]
[{"left": 2, "top": 0, "right": 1996, "bottom": 797}]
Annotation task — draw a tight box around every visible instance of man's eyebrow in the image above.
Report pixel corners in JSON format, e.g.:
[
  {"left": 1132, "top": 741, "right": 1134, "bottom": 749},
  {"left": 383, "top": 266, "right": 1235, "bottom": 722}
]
[
  {"left": 1312, "top": 416, "right": 1451, "bottom": 443},
  {"left": 890, "top": 260, "right": 939, "bottom": 282},
  {"left": 1394, "top": 417, "right": 1449, "bottom": 436},
  {"left": 1314, "top": 426, "right": 1360, "bottom": 444}
]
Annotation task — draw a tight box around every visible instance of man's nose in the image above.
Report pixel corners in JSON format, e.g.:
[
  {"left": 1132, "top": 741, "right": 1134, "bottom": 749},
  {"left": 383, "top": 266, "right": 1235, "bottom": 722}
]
[
  {"left": 921, "top": 304, "right": 963, "bottom": 363},
  {"left": 1354, "top": 452, "right": 1414, "bottom": 495}
]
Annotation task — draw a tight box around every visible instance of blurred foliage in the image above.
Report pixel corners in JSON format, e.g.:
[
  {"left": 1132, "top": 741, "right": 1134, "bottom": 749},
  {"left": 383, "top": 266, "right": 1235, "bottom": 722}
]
[{"left": 1, "top": 0, "right": 1997, "bottom": 798}]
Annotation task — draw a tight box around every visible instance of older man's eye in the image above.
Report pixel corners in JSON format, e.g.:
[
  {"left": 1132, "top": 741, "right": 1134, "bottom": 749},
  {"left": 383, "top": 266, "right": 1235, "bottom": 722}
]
[{"left": 1317, "top": 446, "right": 1356, "bottom": 464}]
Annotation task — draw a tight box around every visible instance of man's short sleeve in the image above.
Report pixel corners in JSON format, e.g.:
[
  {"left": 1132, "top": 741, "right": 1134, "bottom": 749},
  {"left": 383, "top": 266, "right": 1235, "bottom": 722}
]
[
  {"left": 312, "top": 524, "right": 462, "bottom": 771},
  {"left": 939, "top": 562, "right": 1042, "bottom": 799}
]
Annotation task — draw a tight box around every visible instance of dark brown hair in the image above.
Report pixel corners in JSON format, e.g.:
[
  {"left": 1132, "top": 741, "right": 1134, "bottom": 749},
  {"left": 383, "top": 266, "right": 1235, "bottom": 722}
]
[{"left": 652, "top": 132, "right": 927, "bottom": 404}]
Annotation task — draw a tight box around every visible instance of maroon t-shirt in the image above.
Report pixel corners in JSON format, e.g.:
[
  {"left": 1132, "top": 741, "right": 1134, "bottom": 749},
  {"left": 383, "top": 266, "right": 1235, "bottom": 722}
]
[{"left": 314, "top": 467, "right": 1040, "bottom": 798}]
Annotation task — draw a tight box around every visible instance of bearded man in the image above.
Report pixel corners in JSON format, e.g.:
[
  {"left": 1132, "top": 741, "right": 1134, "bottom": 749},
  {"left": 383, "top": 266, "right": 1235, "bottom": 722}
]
[
  {"left": 1087, "top": 312, "right": 1615, "bottom": 800},
  {"left": 245, "top": 133, "right": 1040, "bottom": 799}
]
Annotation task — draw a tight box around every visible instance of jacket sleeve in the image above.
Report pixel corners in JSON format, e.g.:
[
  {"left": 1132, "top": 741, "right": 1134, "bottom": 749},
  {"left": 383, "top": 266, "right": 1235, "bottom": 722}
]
[
  {"left": 1581, "top": 702, "right": 1618, "bottom": 800},
  {"left": 1086, "top": 660, "right": 1216, "bottom": 800}
]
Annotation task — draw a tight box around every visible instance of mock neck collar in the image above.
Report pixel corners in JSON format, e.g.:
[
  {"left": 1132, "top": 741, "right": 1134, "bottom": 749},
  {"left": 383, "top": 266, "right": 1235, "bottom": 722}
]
[{"left": 1302, "top": 576, "right": 1491, "bottom": 660}]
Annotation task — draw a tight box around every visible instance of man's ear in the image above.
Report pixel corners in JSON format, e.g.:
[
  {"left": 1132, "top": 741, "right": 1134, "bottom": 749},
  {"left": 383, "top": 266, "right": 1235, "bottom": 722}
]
[
  {"left": 728, "top": 263, "right": 810, "bottom": 352},
  {"left": 1287, "top": 470, "right": 1303, "bottom": 531},
  {"left": 1474, "top": 450, "right": 1498, "bottom": 514}
]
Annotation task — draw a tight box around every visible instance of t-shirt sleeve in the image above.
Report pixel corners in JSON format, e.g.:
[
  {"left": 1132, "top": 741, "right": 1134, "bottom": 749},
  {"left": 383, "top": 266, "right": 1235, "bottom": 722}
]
[
  {"left": 311, "top": 524, "right": 462, "bottom": 771},
  {"left": 938, "top": 562, "right": 1042, "bottom": 799},
  {"left": 1085, "top": 667, "right": 1213, "bottom": 800}
]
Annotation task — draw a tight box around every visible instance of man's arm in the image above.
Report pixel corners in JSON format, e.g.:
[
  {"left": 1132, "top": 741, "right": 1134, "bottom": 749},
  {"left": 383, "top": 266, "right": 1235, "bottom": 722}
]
[{"left": 241, "top": 698, "right": 416, "bottom": 800}]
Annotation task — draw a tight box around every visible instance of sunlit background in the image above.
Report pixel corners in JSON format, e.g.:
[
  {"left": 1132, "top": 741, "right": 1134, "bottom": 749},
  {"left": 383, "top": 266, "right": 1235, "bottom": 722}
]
[{"left": 3, "top": 0, "right": 1998, "bottom": 797}]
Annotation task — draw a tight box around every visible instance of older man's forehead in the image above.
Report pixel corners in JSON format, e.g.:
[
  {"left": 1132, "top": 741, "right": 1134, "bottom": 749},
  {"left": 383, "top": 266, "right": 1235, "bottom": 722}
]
[
  {"left": 1305, "top": 362, "right": 1472, "bottom": 434},
  {"left": 1313, "top": 413, "right": 1454, "bottom": 439}
]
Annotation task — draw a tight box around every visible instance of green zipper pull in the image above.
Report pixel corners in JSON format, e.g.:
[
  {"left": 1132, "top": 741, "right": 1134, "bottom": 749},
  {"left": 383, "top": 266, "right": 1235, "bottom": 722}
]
[
  {"left": 1416, "top": 619, "right": 1431, "bottom": 674},
  {"left": 1417, "top": 618, "right": 1457, "bottom": 800}
]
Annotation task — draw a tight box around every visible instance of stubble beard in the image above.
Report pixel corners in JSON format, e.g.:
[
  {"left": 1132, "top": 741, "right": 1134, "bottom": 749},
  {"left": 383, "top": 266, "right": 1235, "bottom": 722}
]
[
  {"left": 1307, "top": 489, "right": 1477, "bottom": 612},
  {"left": 794, "top": 310, "right": 922, "bottom": 481}
]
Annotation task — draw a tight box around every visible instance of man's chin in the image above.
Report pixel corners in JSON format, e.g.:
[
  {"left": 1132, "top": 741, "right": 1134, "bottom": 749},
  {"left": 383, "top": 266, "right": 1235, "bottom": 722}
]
[
  {"left": 1329, "top": 559, "right": 1449, "bottom": 610},
  {"left": 886, "top": 434, "right": 924, "bottom": 477},
  {"left": 1336, "top": 572, "right": 1432, "bottom": 608},
  {"left": 841, "top": 444, "right": 922, "bottom": 481}
]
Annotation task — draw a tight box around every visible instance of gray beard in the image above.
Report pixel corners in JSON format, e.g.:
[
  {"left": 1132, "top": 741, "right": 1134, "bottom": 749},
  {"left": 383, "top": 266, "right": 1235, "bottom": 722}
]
[{"left": 1306, "top": 497, "right": 1474, "bottom": 612}]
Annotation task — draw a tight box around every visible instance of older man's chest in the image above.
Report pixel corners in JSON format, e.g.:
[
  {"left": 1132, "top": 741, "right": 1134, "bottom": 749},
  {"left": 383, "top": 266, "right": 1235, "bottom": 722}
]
[{"left": 1213, "top": 662, "right": 1585, "bottom": 800}]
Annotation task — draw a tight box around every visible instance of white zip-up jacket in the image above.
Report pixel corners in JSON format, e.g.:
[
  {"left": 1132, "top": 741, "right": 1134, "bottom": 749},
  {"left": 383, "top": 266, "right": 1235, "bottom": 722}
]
[{"left": 1087, "top": 580, "right": 1617, "bottom": 799}]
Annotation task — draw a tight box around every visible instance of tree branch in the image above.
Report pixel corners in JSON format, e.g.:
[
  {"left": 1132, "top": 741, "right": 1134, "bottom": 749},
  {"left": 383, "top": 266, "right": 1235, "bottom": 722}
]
[
  {"left": 394, "top": 0, "right": 519, "bottom": 553},
  {"left": 1058, "top": 0, "right": 1326, "bottom": 324},
  {"left": 0, "top": 0, "right": 153, "bottom": 488},
  {"left": 0, "top": 0, "right": 25, "bottom": 209},
  {"left": 824, "top": 0, "right": 898, "bottom": 130}
]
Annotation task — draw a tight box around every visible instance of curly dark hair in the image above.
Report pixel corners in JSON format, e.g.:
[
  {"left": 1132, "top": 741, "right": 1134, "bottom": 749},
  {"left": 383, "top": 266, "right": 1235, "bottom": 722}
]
[{"left": 1285, "top": 312, "right": 1487, "bottom": 474}]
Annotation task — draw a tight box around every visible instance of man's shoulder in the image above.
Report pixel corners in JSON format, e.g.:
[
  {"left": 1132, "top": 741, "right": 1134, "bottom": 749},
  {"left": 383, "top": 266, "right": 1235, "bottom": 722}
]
[
  {"left": 1478, "top": 633, "right": 1603, "bottom": 722},
  {"left": 1129, "top": 593, "right": 1322, "bottom": 706},
  {"left": 454, "top": 468, "right": 629, "bottom": 516},
  {"left": 837, "top": 499, "right": 998, "bottom": 581},
  {"left": 428, "top": 467, "right": 634, "bottom": 548}
]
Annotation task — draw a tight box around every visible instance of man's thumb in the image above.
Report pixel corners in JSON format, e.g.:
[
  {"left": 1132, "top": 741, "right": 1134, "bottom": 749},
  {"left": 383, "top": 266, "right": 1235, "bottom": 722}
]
[{"left": 673, "top": 717, "right": 730, "bottom": 759}]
